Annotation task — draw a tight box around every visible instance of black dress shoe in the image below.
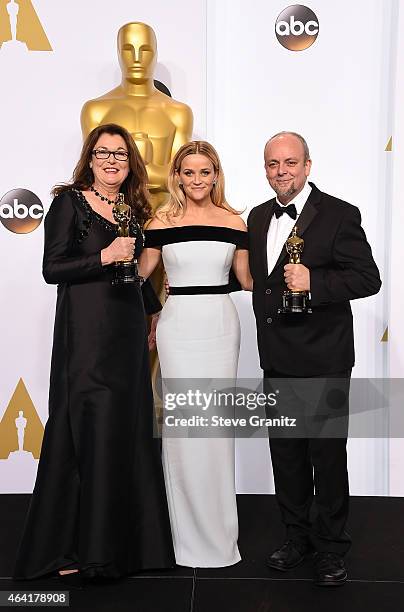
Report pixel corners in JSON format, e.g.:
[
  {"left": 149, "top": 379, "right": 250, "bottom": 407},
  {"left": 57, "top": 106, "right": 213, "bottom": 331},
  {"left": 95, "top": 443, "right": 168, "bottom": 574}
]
[
  {"left": 56, "top": 571, "right": 86, "bottom": 590},
  {"left": 314, "top": 552, "right": 347, "bottom": 587},
  {"left": 266, "top": 540, "right": 309, "bottom": 571}
]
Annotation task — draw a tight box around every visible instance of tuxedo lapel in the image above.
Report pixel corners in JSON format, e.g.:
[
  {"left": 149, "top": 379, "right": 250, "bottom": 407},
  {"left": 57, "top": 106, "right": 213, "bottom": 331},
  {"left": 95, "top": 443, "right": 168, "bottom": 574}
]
[
  {"left": 294, "top": 183, "right": 321, "bottom": 236},
  {"left": 269, "top": 182, "right": 321, "bottom": 277},
  {"left": 259, "top": 200, "right": 275, "bottom": 278}
]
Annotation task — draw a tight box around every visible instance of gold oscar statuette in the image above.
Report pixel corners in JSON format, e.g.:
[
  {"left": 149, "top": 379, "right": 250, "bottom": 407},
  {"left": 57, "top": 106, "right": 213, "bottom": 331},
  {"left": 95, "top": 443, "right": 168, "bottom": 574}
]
[
  {"left": 111, "top": 193, "right": 142, "bottom": 286},
  {"left": 278, "top": 226, "right": 312, "bottom": 314}
]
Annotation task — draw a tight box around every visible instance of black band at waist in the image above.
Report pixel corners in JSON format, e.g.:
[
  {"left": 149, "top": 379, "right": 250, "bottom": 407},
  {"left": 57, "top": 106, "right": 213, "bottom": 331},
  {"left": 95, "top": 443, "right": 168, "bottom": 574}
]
[{"left": 169, "top": 284, "right": 230, "bottom": 295}]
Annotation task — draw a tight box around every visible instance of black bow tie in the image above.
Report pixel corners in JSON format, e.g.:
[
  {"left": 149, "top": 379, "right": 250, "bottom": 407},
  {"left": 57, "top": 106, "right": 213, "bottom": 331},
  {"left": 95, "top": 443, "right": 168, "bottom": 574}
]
[{"left": 273, "top": 202, "right": 297, "bottom": 220}]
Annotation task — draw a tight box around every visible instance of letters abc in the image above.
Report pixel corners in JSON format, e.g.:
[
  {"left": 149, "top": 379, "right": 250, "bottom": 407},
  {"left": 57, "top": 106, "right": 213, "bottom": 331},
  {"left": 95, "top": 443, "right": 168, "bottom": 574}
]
[
  {"left": 276, "top": 15, "right": 319, "bottom": 37},
  {"left": 0, "top": 198, "right": 43, "bottom": 220}
]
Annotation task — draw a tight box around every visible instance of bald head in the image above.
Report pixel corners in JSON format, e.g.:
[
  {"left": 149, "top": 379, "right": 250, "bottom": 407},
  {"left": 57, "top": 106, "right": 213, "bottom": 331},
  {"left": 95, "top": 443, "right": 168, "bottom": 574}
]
[{"left": 264, "top": 132, "right": 310, "bottom": 163}]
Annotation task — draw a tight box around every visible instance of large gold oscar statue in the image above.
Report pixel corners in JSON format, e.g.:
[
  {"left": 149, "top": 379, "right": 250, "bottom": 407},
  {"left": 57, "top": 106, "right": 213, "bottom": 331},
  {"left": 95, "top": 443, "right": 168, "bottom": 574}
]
[
  {"left": 81, "top": 22, "right": 193, "bottom": 417},
  {"left": 81, "top": 21, "right": 193, "bottom": 212}
]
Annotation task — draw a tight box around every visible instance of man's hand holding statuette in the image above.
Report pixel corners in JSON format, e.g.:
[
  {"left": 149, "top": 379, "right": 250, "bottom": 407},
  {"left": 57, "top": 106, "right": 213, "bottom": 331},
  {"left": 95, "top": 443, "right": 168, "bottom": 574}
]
[{"left": 284, "top": 263, "right": 310, "bottom": 291}]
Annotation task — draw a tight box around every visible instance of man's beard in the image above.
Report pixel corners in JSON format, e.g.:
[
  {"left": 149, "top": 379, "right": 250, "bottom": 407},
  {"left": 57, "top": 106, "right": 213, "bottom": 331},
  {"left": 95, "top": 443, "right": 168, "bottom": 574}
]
[{"left": 273, "top": 180, "right": 296, "bottom": 199}]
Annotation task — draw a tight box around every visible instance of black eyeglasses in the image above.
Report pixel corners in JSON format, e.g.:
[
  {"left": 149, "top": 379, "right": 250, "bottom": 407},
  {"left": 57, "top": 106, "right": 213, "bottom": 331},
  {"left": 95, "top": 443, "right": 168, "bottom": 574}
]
[{"left": 92, "top": 149, "right": 129, "bottom": 161}]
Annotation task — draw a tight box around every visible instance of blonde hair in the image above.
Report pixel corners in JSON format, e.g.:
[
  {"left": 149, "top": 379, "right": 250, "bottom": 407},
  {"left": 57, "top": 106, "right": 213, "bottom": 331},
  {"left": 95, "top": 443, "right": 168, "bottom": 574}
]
[{"left": 156, "top": 141, "right": 239, "bottom": 222}]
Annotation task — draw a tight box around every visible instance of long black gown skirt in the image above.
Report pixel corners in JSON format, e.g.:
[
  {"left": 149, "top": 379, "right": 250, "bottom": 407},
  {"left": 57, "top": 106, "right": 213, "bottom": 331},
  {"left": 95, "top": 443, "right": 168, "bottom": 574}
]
[{"left": 14, "top": 190, "right": 174, "bottom": 579}]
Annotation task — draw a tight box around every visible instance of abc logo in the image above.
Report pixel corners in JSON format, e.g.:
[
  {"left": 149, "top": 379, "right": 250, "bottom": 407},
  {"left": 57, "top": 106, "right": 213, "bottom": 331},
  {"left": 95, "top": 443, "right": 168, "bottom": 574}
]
[
  {"left": 275, "top": 5, "right": 319, "bottom": 51},
  {"left": 0, "top": 189, "right": 44, "bottom": 234}
]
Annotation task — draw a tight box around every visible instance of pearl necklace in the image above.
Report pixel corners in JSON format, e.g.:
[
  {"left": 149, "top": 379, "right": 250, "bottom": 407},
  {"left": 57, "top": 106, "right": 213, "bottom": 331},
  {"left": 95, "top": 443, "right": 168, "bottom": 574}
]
[{"left": 90, "top": 185, "right": 118, "bottom": 206}]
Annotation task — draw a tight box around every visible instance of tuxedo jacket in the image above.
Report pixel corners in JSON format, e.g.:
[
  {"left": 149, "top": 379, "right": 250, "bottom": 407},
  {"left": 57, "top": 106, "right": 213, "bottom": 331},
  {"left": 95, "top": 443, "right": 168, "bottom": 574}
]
[{"left": 247, "top": 182, "right": 381, "bottom": 376}]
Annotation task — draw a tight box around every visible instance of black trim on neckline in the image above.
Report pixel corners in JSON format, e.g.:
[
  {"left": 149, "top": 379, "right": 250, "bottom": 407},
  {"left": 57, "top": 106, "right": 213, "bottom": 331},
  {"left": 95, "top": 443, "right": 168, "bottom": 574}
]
[
  {"left": 144, "top": 226, "right": 248, "bottom": 248},
  {"left": 72, "top": 189, "right": 118, "bottom": 231},
  {"left": 71, "top": 189, "right": 144, "bottom": 244}
]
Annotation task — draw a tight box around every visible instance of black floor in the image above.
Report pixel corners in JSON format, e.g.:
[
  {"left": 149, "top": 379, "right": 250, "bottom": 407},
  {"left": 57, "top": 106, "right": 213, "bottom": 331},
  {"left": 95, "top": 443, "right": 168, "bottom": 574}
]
[{"left": 1, "top": 495, "right": 403, "bottom": 611}]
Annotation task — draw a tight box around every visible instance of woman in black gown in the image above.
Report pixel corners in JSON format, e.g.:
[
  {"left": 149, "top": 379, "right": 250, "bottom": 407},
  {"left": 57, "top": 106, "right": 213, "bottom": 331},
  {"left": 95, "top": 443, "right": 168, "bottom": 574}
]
[{"left": 14, "top": 123, "right": 174, "bottom": 584}]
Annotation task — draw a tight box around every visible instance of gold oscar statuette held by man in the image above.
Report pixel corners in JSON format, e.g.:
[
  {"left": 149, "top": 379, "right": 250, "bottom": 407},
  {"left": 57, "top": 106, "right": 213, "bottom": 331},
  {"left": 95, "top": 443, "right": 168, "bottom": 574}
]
[{"left": 278, "top": 226, "right": 312, "bottom": 313}]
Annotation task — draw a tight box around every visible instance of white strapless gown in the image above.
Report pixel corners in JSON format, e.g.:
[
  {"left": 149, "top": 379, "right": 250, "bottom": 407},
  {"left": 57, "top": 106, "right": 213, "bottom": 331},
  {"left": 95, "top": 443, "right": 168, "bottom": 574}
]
[{"left": 145, "top": 226, "right": 247, "bottom": 567}]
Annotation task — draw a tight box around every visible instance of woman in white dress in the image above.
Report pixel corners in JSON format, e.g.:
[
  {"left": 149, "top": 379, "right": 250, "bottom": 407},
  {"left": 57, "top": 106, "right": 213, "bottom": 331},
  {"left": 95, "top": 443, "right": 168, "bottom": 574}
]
[{"left": 139, "top": 141, "right": 252, "bottom": 567}]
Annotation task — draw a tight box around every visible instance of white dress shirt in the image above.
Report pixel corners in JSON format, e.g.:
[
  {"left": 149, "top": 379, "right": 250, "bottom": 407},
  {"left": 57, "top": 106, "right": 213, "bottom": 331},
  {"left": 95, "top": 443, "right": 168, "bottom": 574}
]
[{"left": 266, "top": 181, "right": 312, "bottom": 275}]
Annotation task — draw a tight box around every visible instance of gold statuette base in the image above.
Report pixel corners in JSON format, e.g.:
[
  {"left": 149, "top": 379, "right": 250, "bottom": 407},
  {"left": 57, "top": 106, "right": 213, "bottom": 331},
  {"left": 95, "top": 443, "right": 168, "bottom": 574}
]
[
  {"left": 278, "top": 290, "right": 312, "bottom": 314},
  {"left": 112, "top": 260, "right": 143, "bottom": 286}
]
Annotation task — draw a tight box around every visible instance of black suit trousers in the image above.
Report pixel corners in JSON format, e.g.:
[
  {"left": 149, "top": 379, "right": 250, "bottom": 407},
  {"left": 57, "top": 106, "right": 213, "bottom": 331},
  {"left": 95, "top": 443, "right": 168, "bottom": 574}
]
[{"left": 264, "top": 369, "right": 352, "bottom": 555}]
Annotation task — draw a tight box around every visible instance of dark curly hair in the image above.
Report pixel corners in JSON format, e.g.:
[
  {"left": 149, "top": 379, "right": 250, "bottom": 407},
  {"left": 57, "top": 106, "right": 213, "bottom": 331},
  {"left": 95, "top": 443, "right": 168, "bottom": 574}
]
[{"left": 52, "top": 123, "right": 152, "bottom": 224}]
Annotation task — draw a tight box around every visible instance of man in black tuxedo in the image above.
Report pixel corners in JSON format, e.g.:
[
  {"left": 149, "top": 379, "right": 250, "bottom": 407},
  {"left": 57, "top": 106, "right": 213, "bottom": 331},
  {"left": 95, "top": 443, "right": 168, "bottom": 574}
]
[{"left": 247, "top": 132, "right": 381, "bottom": 586}]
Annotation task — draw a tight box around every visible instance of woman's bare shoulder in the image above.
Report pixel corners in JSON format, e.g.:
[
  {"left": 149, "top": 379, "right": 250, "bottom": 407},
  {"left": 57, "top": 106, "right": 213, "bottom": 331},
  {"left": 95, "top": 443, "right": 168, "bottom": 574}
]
[
  {"left": 145, "top": 217, "right": 171, "bottom": 230},
  {"left": 220, "top": 212, "right": 247, "bottom": 232}
]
